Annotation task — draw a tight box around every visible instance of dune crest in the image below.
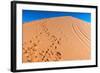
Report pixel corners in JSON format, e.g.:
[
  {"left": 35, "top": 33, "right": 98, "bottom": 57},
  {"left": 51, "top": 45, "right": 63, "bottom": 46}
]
[{"left": 22, "top": 16, "right": 91, "bottom": 63}]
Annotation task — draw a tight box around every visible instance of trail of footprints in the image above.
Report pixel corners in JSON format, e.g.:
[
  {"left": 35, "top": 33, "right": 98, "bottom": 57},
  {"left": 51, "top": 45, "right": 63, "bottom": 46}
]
[{"left": 23, "top": 23, "right": 62, "bottom": 63}]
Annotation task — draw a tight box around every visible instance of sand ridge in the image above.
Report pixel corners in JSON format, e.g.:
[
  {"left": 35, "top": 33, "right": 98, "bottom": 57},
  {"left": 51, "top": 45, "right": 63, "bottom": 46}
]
[{"left": 22, "top": 16, "right": 91, "bottom": 63}]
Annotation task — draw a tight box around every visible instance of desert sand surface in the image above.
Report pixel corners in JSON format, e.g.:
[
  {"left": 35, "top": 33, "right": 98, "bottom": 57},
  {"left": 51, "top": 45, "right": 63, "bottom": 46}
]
[{"left": 22, "top": 16, "right": 91, "bottom": 63}]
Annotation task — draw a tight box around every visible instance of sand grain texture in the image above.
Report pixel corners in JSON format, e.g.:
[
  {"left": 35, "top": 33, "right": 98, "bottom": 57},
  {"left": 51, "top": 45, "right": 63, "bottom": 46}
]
[{"left": 22, "top": 16, "right": 91, "bottom": 63}]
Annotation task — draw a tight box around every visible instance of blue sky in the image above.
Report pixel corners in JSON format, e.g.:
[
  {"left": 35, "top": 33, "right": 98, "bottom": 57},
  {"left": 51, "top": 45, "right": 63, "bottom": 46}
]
[{"left": 22, "top": 10, "right": 91, "bottom": 23}]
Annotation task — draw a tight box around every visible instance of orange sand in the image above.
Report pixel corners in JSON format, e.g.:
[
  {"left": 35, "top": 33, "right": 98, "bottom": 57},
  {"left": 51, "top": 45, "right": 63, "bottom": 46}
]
[{"left": 22, "top": 16, "right": 91, "bottom": 63}]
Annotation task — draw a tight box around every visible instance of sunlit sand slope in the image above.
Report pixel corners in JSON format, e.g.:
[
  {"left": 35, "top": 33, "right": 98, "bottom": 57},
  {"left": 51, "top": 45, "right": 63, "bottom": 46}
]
[{"left": 22, "top": 16, "right": 91, "bottom": 63}]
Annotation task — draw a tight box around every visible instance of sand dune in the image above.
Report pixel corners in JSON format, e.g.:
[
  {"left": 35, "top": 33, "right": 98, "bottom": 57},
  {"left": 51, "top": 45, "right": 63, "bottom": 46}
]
[{"left": 22, "top": 16, "right": 91, "bottom": 63}]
